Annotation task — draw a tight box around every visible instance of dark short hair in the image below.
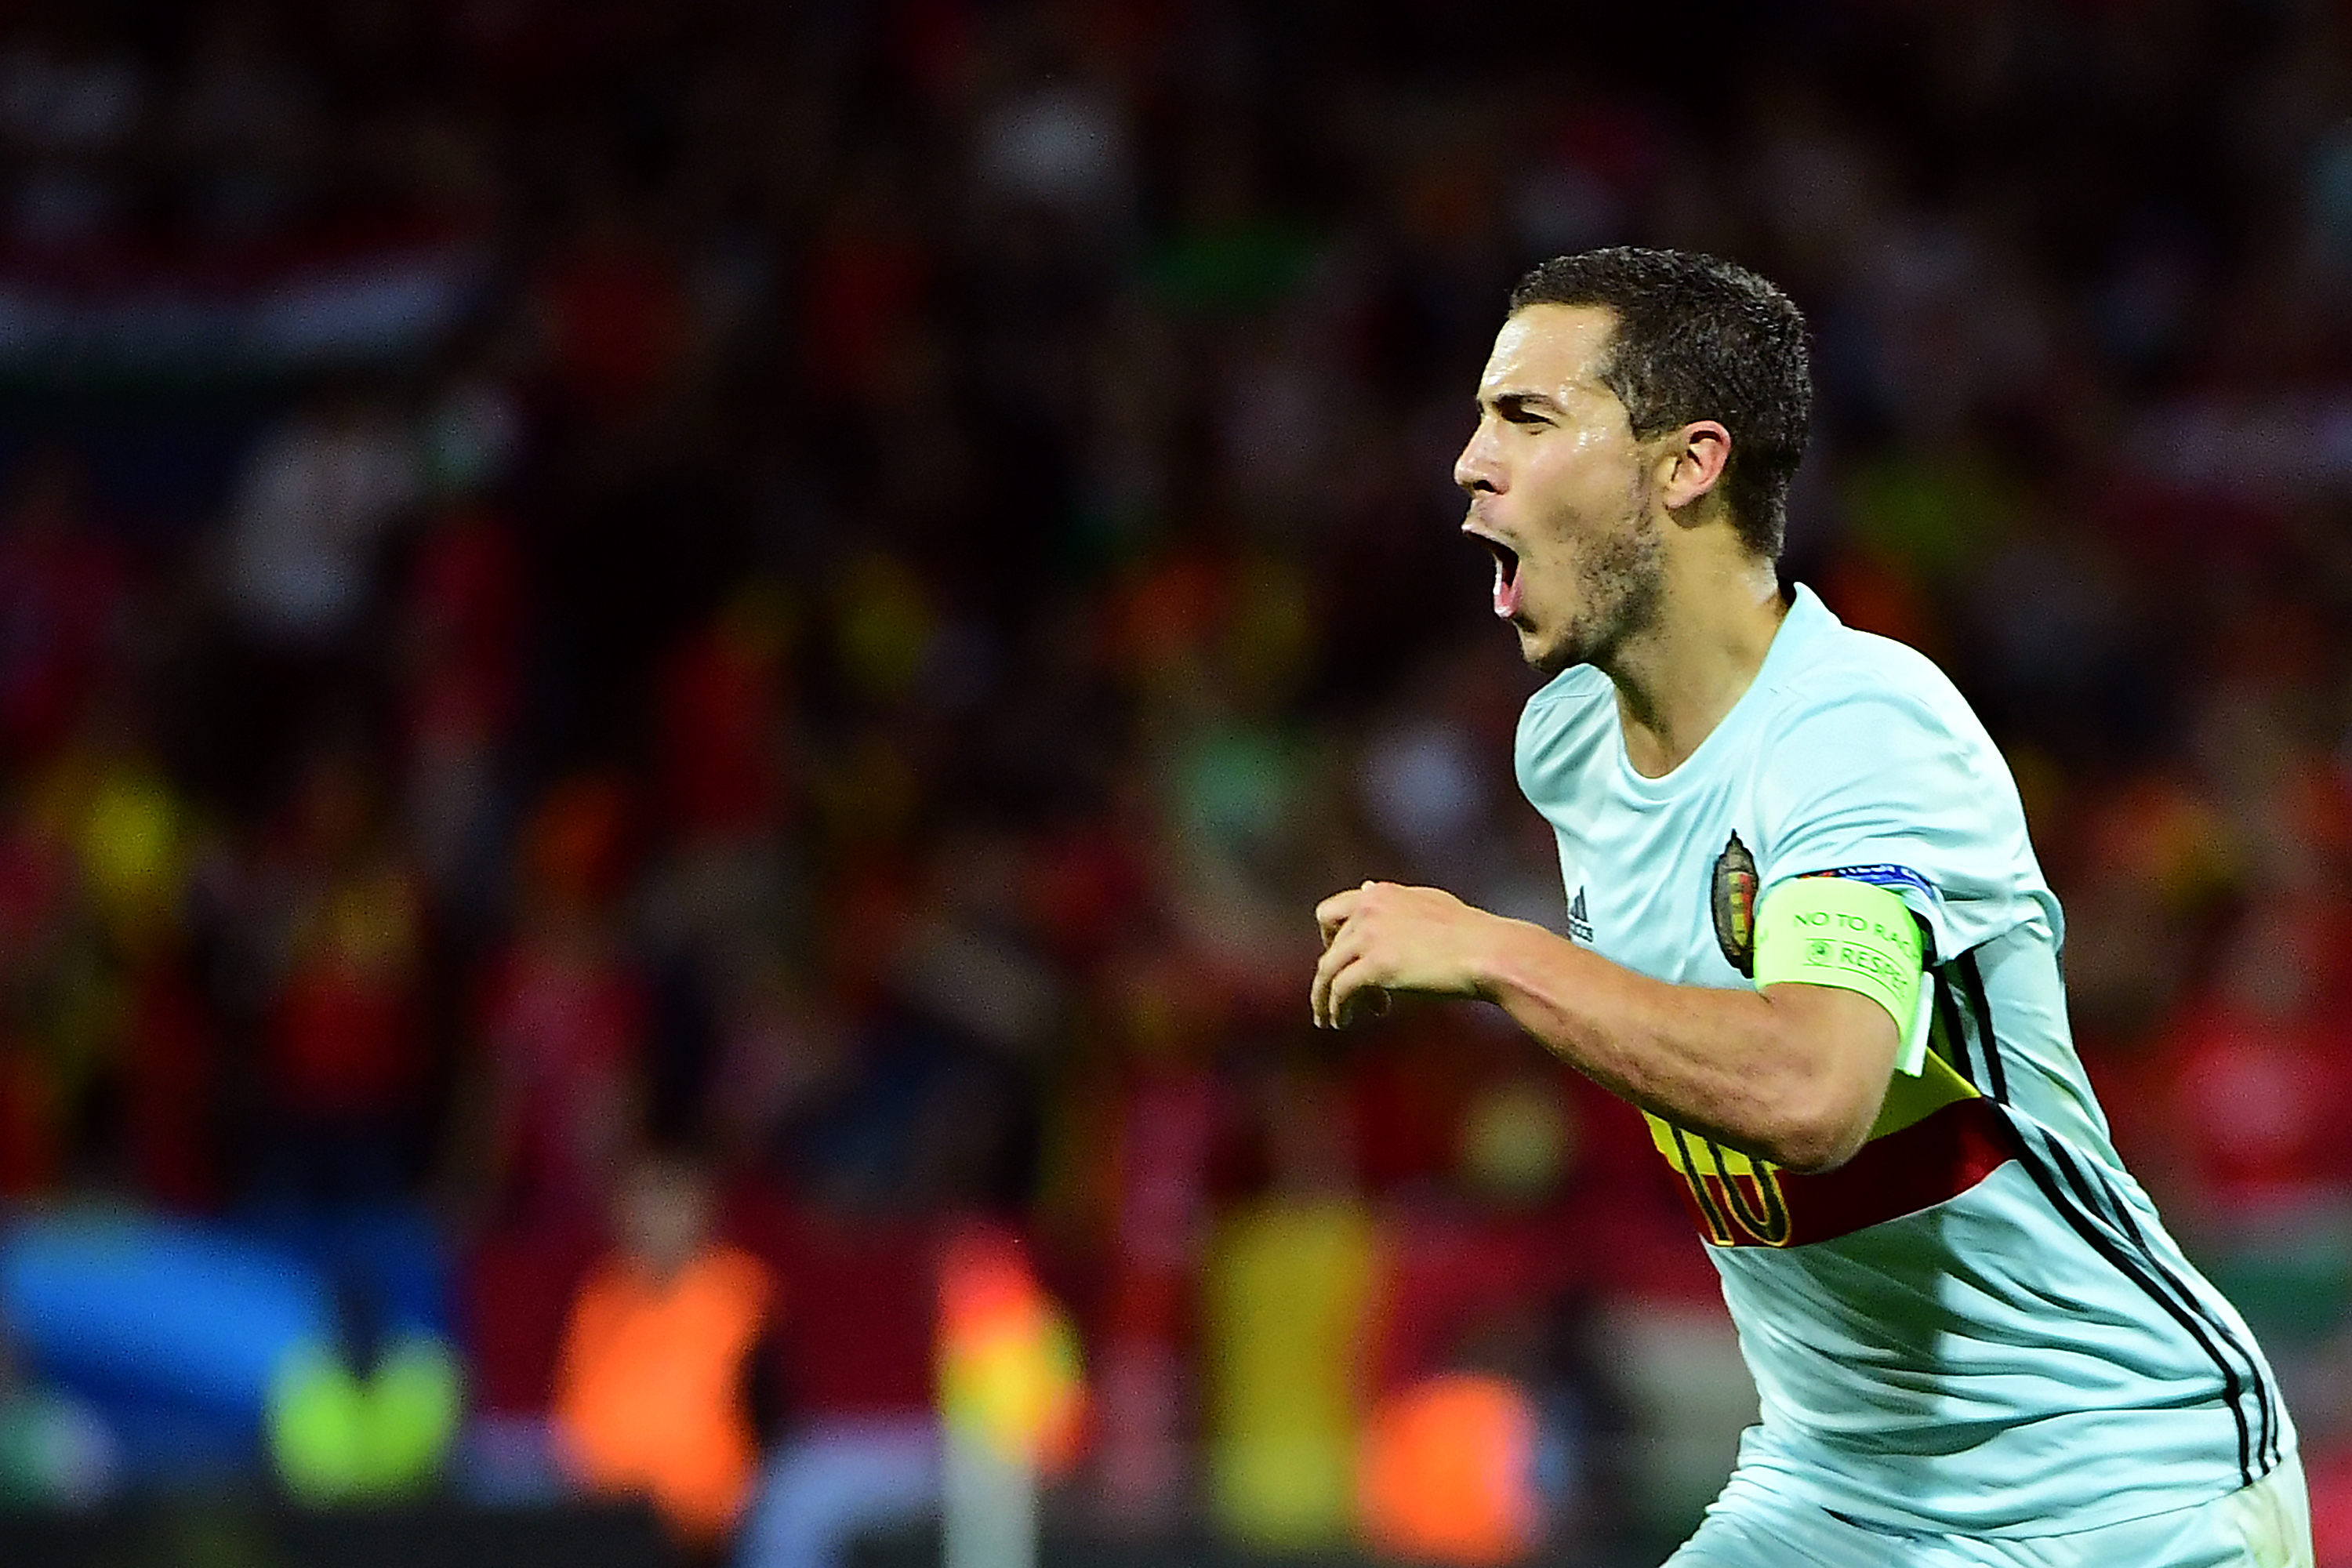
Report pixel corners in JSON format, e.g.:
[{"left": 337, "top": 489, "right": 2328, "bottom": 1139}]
[{"left": 1508, "top": 248, "right": 1811, "bottom": 559}]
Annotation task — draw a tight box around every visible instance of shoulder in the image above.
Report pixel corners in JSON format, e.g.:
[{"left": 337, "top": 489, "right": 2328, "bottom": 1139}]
[
  {"left": 1520, "top": 661, "right": 1614, "bottom": 723},
  {"left": 1753, "top": 614, "right": 1990, "bottom": 764},
  {"left": 1745, "top": 607, "right": 2034, "bottom": 888},
  {"left": 1513, "top": 664, "right": 1615, "bottom": 801}
]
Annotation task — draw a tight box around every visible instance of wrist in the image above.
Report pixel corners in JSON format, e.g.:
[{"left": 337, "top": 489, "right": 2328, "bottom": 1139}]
[{"left": 1472, "top": 914, "right": 1554, "bottom": 1007}]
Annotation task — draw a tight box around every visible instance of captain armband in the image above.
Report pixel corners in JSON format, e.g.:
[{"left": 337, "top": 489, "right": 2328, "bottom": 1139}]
[{"left": 1751, "top": 876, "right": 1935, "bottom": 1077}]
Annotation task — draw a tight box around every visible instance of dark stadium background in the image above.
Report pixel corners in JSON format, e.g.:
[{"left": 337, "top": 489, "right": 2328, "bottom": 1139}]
[{"left": 0, "top": 2, "right": 2347, "bottom": 1565}]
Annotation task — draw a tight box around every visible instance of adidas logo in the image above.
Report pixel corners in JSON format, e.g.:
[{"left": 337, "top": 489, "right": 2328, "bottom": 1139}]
[{"left": 1567, "top": 886, "right": 1594, "bottom": 942}]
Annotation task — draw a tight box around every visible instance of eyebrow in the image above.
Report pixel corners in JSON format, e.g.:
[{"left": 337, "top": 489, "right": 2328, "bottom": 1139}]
[{"left": 1481, "top": 390, "right": 1565, "bottom": 419}]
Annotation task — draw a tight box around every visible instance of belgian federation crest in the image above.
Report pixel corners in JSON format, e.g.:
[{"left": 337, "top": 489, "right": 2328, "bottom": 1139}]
[{"left": 1711, "top": 830, "right": 1759, "bottom": 978}]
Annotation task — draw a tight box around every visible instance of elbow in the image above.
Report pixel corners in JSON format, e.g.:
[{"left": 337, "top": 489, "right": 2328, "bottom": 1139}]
[
  {"left": 1765, "top": 1120, "right": 1867, "bottom": 1177},
  {"left": 1744, "top": 985, "right": 1901, "bottom": 1174},
  {"left": 1754, "top": 1085, "right": 1879, "bottom": 1176}
]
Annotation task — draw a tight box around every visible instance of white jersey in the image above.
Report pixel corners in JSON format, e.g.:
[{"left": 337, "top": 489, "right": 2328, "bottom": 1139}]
[{"left": 1515, "top": 584, "right": 2290, "bottom": 1536}]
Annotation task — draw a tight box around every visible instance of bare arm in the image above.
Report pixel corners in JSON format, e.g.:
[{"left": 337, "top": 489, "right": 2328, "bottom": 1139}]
[{"left": 1312, "top": 881, "right": 1898, "bottom": 1174}]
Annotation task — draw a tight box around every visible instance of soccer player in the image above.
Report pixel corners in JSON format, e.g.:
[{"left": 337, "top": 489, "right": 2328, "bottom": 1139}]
[{"left": 1310, "top": 248, "right": 2311, "bottom": 1566}]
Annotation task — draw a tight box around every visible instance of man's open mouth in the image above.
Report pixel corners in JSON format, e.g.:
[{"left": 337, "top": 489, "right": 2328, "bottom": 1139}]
[{"left": 1478, "top": 535, "right": 1523, "bottom": 619}]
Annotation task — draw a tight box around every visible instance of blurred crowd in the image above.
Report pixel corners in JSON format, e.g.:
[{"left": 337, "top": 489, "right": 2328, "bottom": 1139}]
[{"left": 0, "top": 0, "right": 2350, "bottom": 1563}]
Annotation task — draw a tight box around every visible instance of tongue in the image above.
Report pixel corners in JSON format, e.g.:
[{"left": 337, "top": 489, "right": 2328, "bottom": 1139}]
[{"left": 1493, "top": 561, "right": 1522, "bottom": 619}]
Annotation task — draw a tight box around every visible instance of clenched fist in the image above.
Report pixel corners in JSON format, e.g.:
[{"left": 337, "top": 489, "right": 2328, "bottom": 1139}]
[{"left": 1311, "top": 880, "right": 1514, "bottom": 1029}]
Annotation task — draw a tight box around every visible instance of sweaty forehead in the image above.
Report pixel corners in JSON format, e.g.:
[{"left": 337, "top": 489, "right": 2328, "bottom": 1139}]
[{"left": 1479, "top": 303, "right": 1618, "bottom": 404}]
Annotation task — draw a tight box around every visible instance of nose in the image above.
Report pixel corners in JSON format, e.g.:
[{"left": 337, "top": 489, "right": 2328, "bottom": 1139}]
[{"left": 1453, "top": 419, "right": 1500, "bottom": 495}]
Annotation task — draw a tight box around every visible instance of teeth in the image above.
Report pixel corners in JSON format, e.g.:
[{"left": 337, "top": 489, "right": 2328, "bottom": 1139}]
[{"left": 1493, "top": 556, "right": 1522, "bottom": 619}]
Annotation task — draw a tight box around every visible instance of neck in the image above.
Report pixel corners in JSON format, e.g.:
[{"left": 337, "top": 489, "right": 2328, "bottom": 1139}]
[{"left": 1602, "top": 548, "right": 1786, "bottom": 779}]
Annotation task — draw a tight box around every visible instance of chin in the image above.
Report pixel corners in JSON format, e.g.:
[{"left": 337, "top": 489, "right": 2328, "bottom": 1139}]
[
  {"left": 1515, "top": 625, "right": 1573, "bottom": 676},
  {"left": 1519, "top": 615, "right": 1613, "bottom": 677}
]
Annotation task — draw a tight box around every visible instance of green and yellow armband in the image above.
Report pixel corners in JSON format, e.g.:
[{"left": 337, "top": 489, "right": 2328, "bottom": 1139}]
[{"left": 1752, "top": 876, "right": 1934, "bottom": 1076}]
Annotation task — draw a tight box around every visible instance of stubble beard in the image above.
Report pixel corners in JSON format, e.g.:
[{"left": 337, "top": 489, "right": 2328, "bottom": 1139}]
[{"left": 1523, "top": 503, "right": 1666, "bottom": 679}]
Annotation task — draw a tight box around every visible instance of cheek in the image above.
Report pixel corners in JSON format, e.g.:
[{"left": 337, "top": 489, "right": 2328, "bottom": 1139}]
[
  {"left": 1519, "top": 459, "right": 1625, "bottom": 558},
  {"left": 1530, "top": 431, "right": 1637, "bottom": 512}
]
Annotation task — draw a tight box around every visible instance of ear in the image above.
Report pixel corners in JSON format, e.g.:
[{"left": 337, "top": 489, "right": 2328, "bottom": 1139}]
[{"left": 1655, "top": 420, "right": 1732, "bottom": 513}]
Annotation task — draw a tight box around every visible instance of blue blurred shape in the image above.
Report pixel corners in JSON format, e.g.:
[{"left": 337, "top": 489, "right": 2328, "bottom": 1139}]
[{"left": 0, "top": 1210, "right": 327, "bottom": 1419}]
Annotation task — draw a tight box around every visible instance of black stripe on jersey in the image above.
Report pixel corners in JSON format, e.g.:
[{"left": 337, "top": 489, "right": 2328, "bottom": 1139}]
[
  {"left": 1953, "top": 953, "right": 2009, "bottom": 1103},
  {"left": 2050, "top": 1135, "right": 2275, "bottom": 1472},
  {"left": 1955, "top": 954, "right": 2278, "bottom": 1472},
  {"left": 2042, "top": 1135, "right": 2280, "bottom": 1473},
  {"left": 1995, "top": 1127, "right": 2253, "bottom": 1483},
  {"left": 2082, "top": 1145, "right": 2281, "bottom": 1471},
  {"left": 1929, "top": 967, "right": 1977, "bottom": 1091},
  {"left": 1950, "top": 951, "right": 2271, "bottom": 1488}
]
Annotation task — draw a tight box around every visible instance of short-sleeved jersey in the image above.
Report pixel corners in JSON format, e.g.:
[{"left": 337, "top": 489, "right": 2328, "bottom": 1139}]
[{"left": 1515, "top": 585, "right": 2291, "bottom": 1537}]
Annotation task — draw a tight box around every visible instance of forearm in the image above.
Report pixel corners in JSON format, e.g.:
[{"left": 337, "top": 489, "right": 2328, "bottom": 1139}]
[
  {"left": 1311, "top": 880, "right": 1893, "bottom": 1170},
  {"left": 1475, "top": 917, "right": 1879, "bottom": 1172}
]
